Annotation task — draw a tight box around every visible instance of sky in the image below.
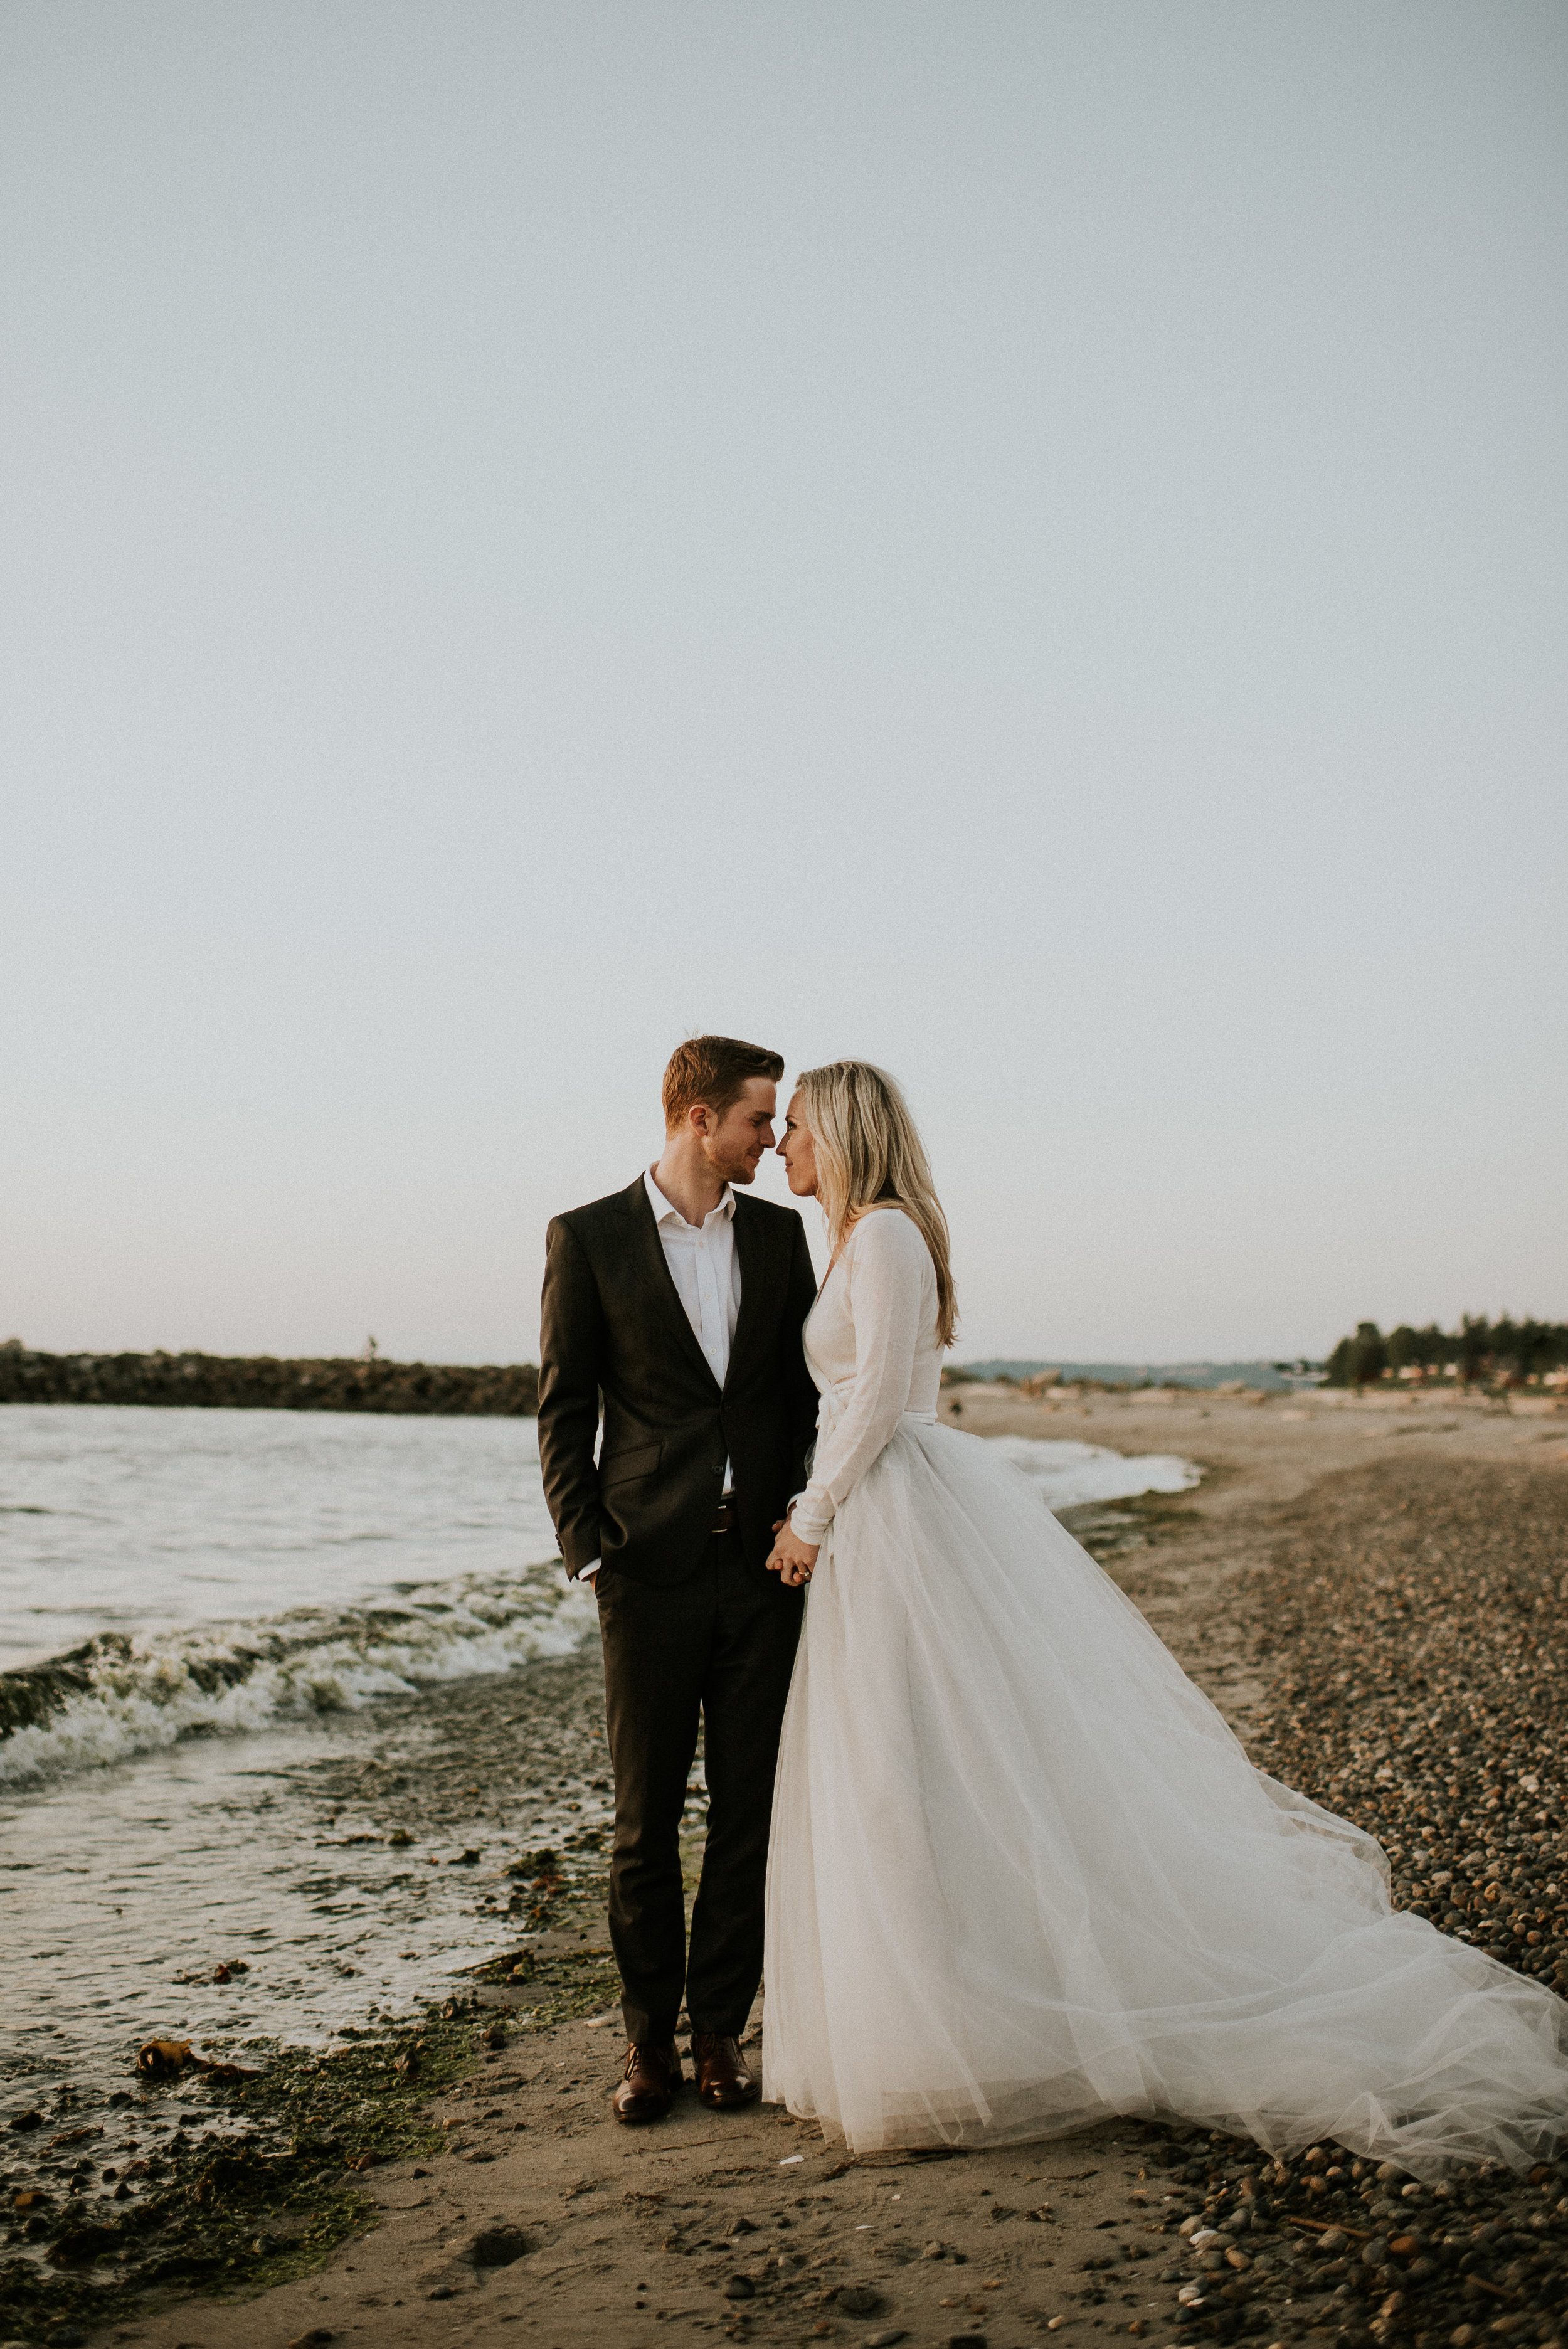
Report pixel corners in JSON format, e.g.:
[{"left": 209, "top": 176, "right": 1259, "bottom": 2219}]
[{"left": 3, "top": 1, "right": 1565, "bottom": 1369}]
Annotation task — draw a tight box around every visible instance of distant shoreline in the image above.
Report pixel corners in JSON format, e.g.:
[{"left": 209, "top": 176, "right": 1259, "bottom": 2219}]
[
  {"left": 0, "top": 1346, "right": 539, "bottom": 1417},
  {"left": 951, "top": 1354, "right": 1320, "bottom": 1393}
]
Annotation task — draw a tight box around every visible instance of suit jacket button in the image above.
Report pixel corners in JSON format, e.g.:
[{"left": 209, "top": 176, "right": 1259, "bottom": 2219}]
[{"left": 711, "top": 1464, "right": 723, "bottom": 1475}]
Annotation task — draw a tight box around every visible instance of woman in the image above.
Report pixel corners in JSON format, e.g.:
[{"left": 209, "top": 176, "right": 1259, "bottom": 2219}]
[{"left": 761, "top": 1060, "right": 1567, "bottom": 2171}]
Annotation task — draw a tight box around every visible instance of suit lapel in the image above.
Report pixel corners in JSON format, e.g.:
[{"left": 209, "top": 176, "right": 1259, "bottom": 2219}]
[
  {"left": 725, "top": 1196, "right": 773, "bottom": 1394},
  {"left": 620, "top": 1175, "right": 723, "bottom": 1394}
]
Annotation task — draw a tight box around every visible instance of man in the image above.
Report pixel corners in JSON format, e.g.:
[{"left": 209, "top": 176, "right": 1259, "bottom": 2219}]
[{"left": 538, "top": 1036, "right": 818, "bottom": 2123}]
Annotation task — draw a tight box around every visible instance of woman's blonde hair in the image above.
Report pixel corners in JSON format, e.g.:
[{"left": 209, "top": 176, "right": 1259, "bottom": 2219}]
[{"left": 797, "top": 1061, "right": 958, "bottom": 1347}]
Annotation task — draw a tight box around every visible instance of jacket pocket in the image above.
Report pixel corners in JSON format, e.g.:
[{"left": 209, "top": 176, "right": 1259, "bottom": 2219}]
[{"left": 600, "top": 1440, "right": 662, "bottom": 1487}]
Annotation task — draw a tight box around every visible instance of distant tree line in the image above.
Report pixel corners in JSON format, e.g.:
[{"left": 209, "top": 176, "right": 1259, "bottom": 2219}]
[
  {"left": 1323, "top": 1317, "right": 1568, "bottom": 1391},
  {"left": 0, "top": 1343, "right": 539, "bottom": 1416}
]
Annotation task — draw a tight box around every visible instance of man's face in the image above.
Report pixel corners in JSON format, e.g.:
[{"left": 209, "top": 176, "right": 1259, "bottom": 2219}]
[{"left": 701, "top": 1077, "right": 777, "bottom": 1185}]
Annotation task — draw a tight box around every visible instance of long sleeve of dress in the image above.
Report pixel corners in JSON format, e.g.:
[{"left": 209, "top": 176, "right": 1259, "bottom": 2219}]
[{"left": 791, "top": 1211, "right": 932, "bottom": 1542}]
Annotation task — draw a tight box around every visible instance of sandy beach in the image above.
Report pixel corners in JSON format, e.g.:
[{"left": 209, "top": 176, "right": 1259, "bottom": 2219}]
[{"left": 11, "top": 1390, "right": 1565, "bottom": 2349}]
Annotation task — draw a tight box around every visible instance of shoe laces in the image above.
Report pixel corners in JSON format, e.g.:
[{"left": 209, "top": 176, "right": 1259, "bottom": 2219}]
[{"left": 625, "top": 2040, "right": 674, "bottom": 2079}]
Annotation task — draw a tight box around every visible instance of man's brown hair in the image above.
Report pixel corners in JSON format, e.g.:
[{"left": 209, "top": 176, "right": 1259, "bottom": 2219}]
[{"left": 662, "top": 1035, "right": 785, "bottom": 1132}]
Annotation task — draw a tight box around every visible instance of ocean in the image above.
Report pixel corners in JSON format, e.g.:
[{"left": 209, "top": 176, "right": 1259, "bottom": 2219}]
[{"left": 0, "top": 1405, "right": 1197, "bottom": 2123}]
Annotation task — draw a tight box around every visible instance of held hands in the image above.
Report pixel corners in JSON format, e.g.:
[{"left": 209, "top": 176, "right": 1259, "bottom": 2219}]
[{"left": 766, "top": 1508, "right": 820, "bottom": 1589}]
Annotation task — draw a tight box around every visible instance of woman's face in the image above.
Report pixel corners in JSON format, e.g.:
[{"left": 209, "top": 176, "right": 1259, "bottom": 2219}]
[{"left": 776, "top": 1090, "right": 818, "bottom": 1198}]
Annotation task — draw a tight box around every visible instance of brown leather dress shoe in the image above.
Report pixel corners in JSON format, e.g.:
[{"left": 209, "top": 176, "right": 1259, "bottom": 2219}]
[
  {"left": 612, "top": 2039, "right": 682, "bottom": 2124},
  {"left": 689, "top": 2031, "right": 759, "bottom": 2108}
]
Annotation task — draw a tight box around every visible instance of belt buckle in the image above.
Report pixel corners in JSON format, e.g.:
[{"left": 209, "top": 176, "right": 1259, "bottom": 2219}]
[{"left": 712, "top": 1498, "right": 736, "bottom": 1536}]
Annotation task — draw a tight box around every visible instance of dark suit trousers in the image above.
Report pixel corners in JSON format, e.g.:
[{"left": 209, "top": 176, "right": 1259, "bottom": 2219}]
[{"left": 596, "top": 1530, "right": 802, "bottom": 2044}]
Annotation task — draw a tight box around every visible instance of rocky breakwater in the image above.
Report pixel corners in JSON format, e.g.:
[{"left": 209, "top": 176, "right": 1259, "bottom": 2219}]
[{"left": 0, "top": 1344, "right": 538, "bottom": 1416}]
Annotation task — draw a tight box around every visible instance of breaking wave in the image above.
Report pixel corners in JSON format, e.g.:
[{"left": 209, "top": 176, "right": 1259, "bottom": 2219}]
[{"left": 0, "top": 1561, "right": 595, "bottom": 1786}]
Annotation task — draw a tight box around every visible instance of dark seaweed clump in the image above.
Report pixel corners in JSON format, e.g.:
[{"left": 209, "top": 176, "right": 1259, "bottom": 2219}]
[
  {"left": 0, "top": 2006, "right": 474, "bottom": 2343},
  {"left": 0, "top": 1832, "right": 618, "bottom": 2346}
]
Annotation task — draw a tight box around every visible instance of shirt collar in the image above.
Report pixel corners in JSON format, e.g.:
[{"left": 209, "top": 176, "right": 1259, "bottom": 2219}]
[{"left": 645, "top": 1167, "right": 736, "bottom": 1231}]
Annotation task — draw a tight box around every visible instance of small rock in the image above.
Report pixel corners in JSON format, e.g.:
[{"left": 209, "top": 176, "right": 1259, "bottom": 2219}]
[
  {"left": 839, "top": 2285, "right": 881, "bottom": 2315},
  {"left": 8, "top": 2110, "right": 44, "bottom": 2132},
  {"left": 388, "top": 1827, "right": 413, "bottom": 1846},
  {"left": 287, "top": 2333, "right": 337, "bottom": 2347},
  {"left": 137, "top": 2037, "right": 194, "bottom": 2079},
  {"left": 427, "top": 2283, "right": 455, "bottom": 2299},
  {"left": 864, "top": 2333, "right": 908, "bottom": 2348},
  {"left": 722, "top": 2275, "right": 756, "bottom": 2299}
]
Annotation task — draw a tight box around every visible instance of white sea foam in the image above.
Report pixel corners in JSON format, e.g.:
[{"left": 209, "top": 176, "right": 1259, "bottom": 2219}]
[
  {"left": 987, "top": 1434, "right": 1201, "bottom": 1510},
  {"left": 0, "top": 1562, "right": 595, "bottom": 1784}
]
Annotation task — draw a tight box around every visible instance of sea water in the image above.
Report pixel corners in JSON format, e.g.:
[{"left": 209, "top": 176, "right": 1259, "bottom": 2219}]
[{"left": 0, "top": 1406, "right": 1197, "bottom": 2109}]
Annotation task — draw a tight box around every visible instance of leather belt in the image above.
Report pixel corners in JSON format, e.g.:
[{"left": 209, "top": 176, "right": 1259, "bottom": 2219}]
[{"left": 711, "top": 1500, "right": 738, "bottom": 1535}]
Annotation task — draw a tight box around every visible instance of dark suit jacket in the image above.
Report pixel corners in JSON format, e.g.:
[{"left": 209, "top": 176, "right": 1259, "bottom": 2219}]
[{"left": 537, "top": 1176, "right": 820, "bottom": 1587}]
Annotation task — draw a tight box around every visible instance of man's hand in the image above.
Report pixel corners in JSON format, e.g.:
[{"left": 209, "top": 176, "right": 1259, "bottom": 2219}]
[{"left": 765, "top": 1519, "right": 820, "bottom": 1588}]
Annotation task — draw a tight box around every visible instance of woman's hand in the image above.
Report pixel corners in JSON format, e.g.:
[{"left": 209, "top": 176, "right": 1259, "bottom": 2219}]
[{"left": 765, "top": 1518, "right": 820, "bottom": 1588}]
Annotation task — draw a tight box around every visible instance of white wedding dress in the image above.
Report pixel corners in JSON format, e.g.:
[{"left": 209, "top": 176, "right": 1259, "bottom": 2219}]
[{"left": 761, "top": 1207, "right": 1568, "bottom": 2173}]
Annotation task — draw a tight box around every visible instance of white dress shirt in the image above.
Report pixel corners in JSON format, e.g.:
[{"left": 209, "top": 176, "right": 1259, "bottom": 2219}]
[{"left": 579, "top": 1168, "right": 741, "bottom": 1582}]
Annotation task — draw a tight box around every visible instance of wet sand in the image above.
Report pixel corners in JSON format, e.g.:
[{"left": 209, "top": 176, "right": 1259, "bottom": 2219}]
[{"left": 55, "top": 1391, "right": 1568, "bottom": 2348}]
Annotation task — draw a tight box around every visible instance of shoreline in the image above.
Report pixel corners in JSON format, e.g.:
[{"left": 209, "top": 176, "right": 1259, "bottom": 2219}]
[{"left": 4, "top": 1400, "right": 1567, "bottom": 2346}]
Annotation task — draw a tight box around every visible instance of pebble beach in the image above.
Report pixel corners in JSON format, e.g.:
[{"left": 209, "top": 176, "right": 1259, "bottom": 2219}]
[{"left": 3, "top": 1387, "right": 1565, "bottom": 2349}]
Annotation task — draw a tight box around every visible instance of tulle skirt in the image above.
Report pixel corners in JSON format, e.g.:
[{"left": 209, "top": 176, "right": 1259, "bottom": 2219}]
[{"left": 761, "top": 1418, "right": 1568, "bottom": 2173}]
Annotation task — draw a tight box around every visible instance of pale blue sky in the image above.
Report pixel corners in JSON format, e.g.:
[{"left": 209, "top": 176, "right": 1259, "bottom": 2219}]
[{"left": 4, "top": 2, "right": 1565, "bottom": 1366}]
